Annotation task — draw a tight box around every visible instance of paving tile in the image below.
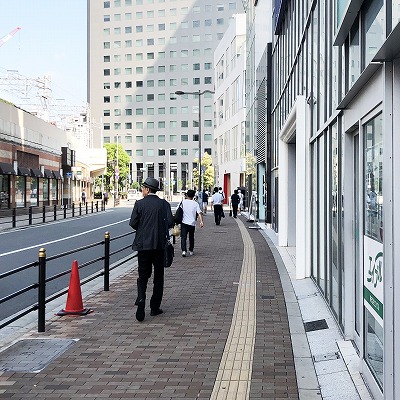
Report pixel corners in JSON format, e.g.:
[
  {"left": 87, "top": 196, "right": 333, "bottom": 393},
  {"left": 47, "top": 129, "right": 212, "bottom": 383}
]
[{"left": 0, "top": 214, "right": 300, "bottom": 399}]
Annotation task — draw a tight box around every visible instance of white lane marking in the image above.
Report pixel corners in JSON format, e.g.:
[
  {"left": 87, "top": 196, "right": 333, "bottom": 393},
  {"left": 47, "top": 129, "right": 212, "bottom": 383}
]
[{"left": 0, "top": 218, "right": 130, "bottom": 258}]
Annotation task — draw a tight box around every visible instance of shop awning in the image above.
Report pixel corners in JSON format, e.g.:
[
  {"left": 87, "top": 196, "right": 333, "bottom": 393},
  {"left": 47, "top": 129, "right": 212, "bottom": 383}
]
[
  {"left": 0, "top": 162, "right": 16, "bottom": 175},
  {"left": 44, "top": 169, "right": 53, "bottom": 178},
  {"left": 18, "top": 166, "right": 31, "bottom": 176},
  {"left": 52, "top": 170, "right": 62, "bottom": 179},
  {"left": 30, "top": 168, "right": 43, "bottom": 178}
]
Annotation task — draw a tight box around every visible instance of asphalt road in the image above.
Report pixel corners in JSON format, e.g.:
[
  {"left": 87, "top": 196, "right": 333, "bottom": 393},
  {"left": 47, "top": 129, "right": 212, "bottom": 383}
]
[{"left": 0, "top": 205, "right": 135, "bottom": 322}]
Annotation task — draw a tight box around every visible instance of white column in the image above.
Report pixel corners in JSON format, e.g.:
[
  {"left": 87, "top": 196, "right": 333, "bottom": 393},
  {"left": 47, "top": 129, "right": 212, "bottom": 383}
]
[
  {"left": 295, "top": 96, "right": 308, "bottom": 279},
  {"left": 278, "top": 140, "right": 289, "bottom": 247}
]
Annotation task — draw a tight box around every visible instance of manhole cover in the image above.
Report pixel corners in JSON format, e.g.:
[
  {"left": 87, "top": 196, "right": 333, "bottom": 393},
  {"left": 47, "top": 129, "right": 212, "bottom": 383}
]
[
  {"left": 0, "top": 338, "right": 77, "bottom": 373},
  {"left": 304, "top": 319, "right": 329, "bottom": 332}
]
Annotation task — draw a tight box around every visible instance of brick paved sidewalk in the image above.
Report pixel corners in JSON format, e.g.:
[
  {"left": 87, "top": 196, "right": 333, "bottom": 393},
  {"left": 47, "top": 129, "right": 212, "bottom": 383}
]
[{"left": 0, "top": 213, "right": 299, "bottom": 399}]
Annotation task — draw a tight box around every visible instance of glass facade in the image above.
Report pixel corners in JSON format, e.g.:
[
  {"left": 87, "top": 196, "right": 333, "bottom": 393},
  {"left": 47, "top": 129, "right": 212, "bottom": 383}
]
[
  {"left": 271, "top": 0, "right": 395, "bottom": 393},
  {"left": 0, "top": 175, "right": 10, "bottom": 208},
  {"left": 363, "top": 114, "right": 383, "bottom": 388}
]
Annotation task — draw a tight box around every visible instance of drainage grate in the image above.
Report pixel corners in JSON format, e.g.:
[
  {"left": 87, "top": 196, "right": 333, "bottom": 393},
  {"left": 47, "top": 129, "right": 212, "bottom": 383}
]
[
  {"left": 261, "top": 295, "right": 275, "bottom": 300},
  {"left": 313, "top": 352, "right": 341, "bottom": 362},
  {"left": 304, "top": 319, "right": 329, "bottom": 332},
  {"left": 0, "top": 338, "right": 77, "bottom": 373}
]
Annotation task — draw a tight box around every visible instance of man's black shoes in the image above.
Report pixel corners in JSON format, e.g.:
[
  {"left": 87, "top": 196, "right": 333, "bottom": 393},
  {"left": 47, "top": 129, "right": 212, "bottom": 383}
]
[
  {"left": 136, "top": 301, "right": 145, "bottom": 322},
  {"left": 150, "top": 308, "right": 163, "bottom": 316}
]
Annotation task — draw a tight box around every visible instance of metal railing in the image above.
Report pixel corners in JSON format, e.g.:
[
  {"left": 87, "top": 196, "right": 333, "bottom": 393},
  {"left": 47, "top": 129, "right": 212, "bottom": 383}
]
[
  {"left": 0, "top": 230, "right": 135, "bottom": 332},
  {"left": 0, "top": 201, "right": 105, "bottom": 230}
]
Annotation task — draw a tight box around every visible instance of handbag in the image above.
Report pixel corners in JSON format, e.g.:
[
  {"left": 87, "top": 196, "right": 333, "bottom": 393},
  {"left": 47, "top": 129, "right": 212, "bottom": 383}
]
[
  {"left": 164, "top": 240, "right": 174, "bottom": 268},
  {"left": 229, "top": 209, "right": 232, "bottom": 217},
  {"left": 174, "top": 202, "right": 183, "bottom": 224},
  {"left": 163, "top": 201, "right": 174, "bottom": 268},
  {"left": 172, "top": 224, "right": 181, "bottom": 237}
]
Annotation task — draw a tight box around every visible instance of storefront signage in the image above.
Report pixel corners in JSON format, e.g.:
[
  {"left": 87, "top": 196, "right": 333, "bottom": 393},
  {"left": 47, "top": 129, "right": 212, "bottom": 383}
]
[{"left": 363, "top": 236, "right": 384, "bottom": 323}]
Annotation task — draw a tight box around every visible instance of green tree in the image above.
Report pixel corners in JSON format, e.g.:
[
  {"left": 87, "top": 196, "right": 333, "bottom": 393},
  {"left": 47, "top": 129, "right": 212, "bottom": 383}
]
[
  {"left": 104, "top": 143, "right": 131, "bottom": 192},
  {"left": 245, "top": 152, "right": 256, "bottom": 189},
  {"left": 192, "top": 152, "right": 214, "bottom": 190}
]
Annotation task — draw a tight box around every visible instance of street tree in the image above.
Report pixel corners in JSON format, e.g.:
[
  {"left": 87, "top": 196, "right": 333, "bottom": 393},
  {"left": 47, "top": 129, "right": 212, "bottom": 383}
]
[
  {"left": 192, "top": 151, "right": 214, "bottom": 191},
  {"left": 94, "top": 143, "right": 131, "bottom": 193}
]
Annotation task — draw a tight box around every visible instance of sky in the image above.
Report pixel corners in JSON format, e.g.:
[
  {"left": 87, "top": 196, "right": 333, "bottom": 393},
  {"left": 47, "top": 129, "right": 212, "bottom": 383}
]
[{"left": 0, "top": 1, "right": 87, "bottom": 108}]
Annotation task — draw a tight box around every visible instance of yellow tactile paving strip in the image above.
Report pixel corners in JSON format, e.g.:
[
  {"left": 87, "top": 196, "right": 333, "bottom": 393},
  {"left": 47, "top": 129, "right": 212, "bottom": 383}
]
[{"left": 210, "top": 218, "right": 256, "bottom": 400}]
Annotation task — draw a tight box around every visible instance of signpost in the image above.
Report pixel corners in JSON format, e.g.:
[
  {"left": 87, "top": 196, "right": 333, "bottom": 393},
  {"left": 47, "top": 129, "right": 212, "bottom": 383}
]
[{"left": 66, "top": 172, "right": 72, "bottom": 206}]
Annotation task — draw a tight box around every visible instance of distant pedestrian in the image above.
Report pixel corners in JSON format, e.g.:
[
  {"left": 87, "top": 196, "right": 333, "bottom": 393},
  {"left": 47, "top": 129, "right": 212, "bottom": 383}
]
[
  {"left": 129, "top": 177, "right": 174, "bottom": 322},
  {"left": 230, "top": 190, "right": 240, "bottom": 218},
  {"left": 103, "top": 191, "right": 109, "bottom": 205},
  {"left": 81, "top": 190, "right": 86, "bottom": 205},
  {"left": 180, "top": 189, "right": 204, "bottom": 257},
  {"left": 238, "top": 189, "right": 244, "bottom": 214},
  {"left": 202, "top": 189, "right": 209, "bottom": 214},
  {"left": 211, "top": 187, "right": 224, "bottom": 225}
]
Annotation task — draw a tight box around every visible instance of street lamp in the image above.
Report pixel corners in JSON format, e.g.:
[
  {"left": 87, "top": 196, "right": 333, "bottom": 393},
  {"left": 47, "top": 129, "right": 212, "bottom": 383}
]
[
  {"left": 114, "top": 134, "right": 120, "bottom": 207},
  {"left": 175, "top": 89, "right": 215, "bottom": 195},
  {"left": 159, "top": 147, "right": 171, "bottom": 200}
]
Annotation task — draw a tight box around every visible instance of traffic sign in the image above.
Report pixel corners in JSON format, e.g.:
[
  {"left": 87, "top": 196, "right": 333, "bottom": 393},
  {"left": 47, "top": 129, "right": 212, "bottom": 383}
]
[{"left": 66, "top": 172, "right": 73, "bottom": 178}]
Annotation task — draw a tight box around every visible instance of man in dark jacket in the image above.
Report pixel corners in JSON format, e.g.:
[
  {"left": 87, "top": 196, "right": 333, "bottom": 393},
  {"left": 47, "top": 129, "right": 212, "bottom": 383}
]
[
  {"left": 230, "top": 190, "right": 240, "bottom": 218},
  {"left": 129, "top": 177, "right": 174, "bottom": 322}
]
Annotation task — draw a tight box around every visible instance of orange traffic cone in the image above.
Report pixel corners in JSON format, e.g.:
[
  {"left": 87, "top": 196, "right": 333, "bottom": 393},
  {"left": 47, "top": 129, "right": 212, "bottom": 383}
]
[{"left": 57, "top": 260, "right": 93, "bottom": 316}]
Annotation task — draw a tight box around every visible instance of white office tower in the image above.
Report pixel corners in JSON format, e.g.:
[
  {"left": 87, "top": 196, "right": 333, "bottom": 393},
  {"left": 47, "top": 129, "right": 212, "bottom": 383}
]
[{"left": 88, "top": 0, "right": 240, "bottom": 191}]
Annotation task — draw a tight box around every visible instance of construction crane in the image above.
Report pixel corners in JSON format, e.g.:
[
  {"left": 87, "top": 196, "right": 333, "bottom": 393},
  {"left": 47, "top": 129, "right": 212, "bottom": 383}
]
[{"left": 0, "top": 27, "right": 21, "bottom": 48}]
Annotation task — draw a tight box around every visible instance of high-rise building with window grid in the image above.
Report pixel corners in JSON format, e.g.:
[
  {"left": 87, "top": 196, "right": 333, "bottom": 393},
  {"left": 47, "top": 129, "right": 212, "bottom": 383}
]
[{"left": 88, "top": 0, "right": 241, "bottom": 190}]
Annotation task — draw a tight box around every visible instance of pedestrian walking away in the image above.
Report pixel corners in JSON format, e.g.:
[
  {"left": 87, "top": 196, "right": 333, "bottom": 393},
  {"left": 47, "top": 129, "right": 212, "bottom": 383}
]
[
  {"left": 218, "top": 186, "right": 225, "bottom": 201},
  {"left": 103, "top": 191, "right": 109, "bottom": 205},
  {"left": 179, "top": 189, "right": 204, "bottom": 257},
  {"left": 202, "top": 189, "right": 209, "bottom": 214},
  {"left": 129, "top": 177, "right": 174, "bottom": 322},
  {"left": 238, "top": 189, "right": 244, "bottom": 214},
  {"left": 230, "top": 189, "right": 240, "bottom": 218},
  {"left": 211, "top": 187, "right": 224, "bottom": 225},
  {"left": 81, "top": 190, "right": 86, "bottom": 205}
]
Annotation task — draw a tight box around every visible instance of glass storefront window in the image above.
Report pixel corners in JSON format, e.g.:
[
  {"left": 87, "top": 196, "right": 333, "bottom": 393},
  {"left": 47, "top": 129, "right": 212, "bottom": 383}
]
[
  {"left": 363, "top": 113, "right": 383, "bottom": 388},
  {"left": 16, "top": 176, "right": 26, "bottom": 208},
  {"left": 349, "top": 23, "right": 360, "bottom": 88},
  {"left": 331, "top": 123, "right": 340, "bottom": 319},
  {"left": 51, "top": 180, "right": 57, "bottom": 202},
  {"left": 43, "top": 179, "right": 49, "bottom": 205},
  {"left": 392, "top": 0, "right": 400, "bottom": 30},
  {"left": 0, "top": 175, "right": 10, "bottom": 208},
  {"left": 365, "top": 309, "right": 383, "bottom": 387},
  {"left": 362, "top": 0, "right": 384, "bottom": 67},
  {"left": 336, "top": 0, "right": 350, "bottom": 27},
  {"left": 364, "top": 115, "right": 383, "bottom": 242},
  {"left": 31, "top": 178, "right": 38, "bottom": 206}
]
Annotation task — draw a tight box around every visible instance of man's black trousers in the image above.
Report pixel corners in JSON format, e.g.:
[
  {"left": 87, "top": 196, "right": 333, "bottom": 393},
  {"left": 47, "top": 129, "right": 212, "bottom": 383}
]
[{"left": 137, "top": 249, "right": 164, "bottom": 310}]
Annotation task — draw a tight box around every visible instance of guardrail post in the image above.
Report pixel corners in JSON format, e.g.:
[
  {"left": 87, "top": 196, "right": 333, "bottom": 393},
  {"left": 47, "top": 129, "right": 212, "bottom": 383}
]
[
  {"left": 53, "top": 204, "right": 57, "bottom": 220},
  {"left": 42, "top": 205, "right": 46, "bottom": 223},
  {"left": 96, "top": 201, "right": 99, "bottom": 212},
  {"left": 79, "top": 203, "right": 82, "bottom": 216},
  {"left": 38, "top": 248, "right": 46, "bottom": 332},
  {"left": 29, "top": 206, "right": 33, "bottom": 225},
  {"left": 72, "top": 203, "right": 75, "bottom": 217},
  {"left": 104, "top": 232, "right": 110, "bottom": 291},
  {"left": 86, "top": 202, "right": 88, "bottom": 214},
  {"left": 64, "top": 203, "right": 67, "bottom": 219},
  {"left": 12, "top": 208, "right": 16, "bottom": 228},
  {"left": 91, "top": 201, "right": 94, "bottom": 214}
]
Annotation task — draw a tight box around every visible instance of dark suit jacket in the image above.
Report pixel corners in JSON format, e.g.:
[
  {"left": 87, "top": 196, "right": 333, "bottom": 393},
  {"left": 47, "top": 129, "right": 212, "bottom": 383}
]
[{"left": 129, "top": 194, "right": 174, "bottom": 251}]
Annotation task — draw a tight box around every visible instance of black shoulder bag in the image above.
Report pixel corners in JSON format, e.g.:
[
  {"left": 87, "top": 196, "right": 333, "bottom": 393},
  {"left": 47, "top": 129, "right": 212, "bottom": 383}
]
[
  {"left": 174, "top": 201, "right": 184, "bottom": 225},
  {"left": 163, "top": 202, "right": 174, "bottom": 268}
]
